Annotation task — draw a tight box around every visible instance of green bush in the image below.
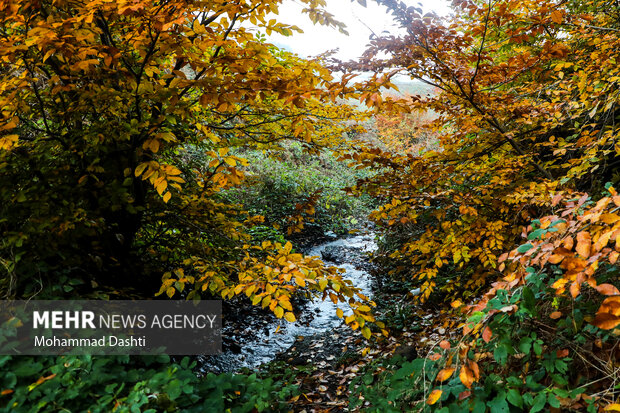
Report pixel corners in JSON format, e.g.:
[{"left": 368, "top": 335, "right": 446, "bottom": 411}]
[
  {"left": 221, "top": 143, "right": 376, "bottom": 238},
  {"left": 0, "top": 355, "right": 298, "bottom": 412}
]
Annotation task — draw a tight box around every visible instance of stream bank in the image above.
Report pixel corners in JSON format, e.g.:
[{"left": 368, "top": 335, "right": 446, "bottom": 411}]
[{"left": 199, "top": 232, "right": 377, "bottom": 374}]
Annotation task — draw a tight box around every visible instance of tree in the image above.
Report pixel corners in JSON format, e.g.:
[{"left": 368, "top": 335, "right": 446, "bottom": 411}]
[
  {"left": 0, "top": 0, "right": 377, "bottom": 330},
  {"left": 344, "top": 0, "right": 620, "bottom": 301}
]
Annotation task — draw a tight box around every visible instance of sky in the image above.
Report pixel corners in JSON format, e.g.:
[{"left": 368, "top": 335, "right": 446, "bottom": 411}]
[{"left": 266, "top": 0, "right": 451, "bottom": 61}]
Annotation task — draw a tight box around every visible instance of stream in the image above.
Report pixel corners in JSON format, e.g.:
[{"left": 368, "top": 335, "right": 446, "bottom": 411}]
[{"left": 201, "top": 232, "right": 376, "bottom": 373}]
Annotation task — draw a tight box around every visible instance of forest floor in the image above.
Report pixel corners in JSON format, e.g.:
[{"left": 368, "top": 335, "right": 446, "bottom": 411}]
[{"left": 258, "top": 236, "right": 451, "bottom": 412}]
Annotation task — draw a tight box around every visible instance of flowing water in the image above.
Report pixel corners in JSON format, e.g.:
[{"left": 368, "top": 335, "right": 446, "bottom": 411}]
[{"left": 201, "top": 233, "right": 376, "bottom": 373}]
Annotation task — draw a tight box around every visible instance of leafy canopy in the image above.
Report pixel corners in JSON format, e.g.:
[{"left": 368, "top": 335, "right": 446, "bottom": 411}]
[{"left": 0, "top": 0, "right": 378, "bottom": 330}]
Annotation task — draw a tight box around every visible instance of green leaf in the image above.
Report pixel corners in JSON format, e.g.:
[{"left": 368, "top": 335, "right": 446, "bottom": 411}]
[
  {"left": 533, "top": 340, "right": 543, "bottom": 356},
  {"left": 494, "top": 343, "right": 508, "bottom": 365},
  {"left": 548, "top": 394, "right": 561, "bottom": 408},
  {"left": 507, "top": 388, "right": 523, "bottom": 408},
  {"left": 517, "top": 243, "right": 534, "bottom": 253},
  {"left": 518, "top": 337, "right": 532, "bottom": 354},
  {"left": 472, "top": 398, "right": 486, "bottom": 413},
  {"left": 488, "top": 391, "right": 509, "bottom": 413},
  {"left": 522, "top": 287, "right": 536, "bottom": 314},
  {"left": 527, "top": 229, "right": 545, "bottom": 240},
  {"left": 530, "top": 392, "right": 547, "bottom": 412}
]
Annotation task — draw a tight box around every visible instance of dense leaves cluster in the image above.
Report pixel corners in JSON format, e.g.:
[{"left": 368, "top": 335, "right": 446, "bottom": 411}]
[
  {"left": 347, "top": 0, "right": 620, "bottom": 302},
  {"left": 0, "top": 0, "right": 377, "bottom": 329}
]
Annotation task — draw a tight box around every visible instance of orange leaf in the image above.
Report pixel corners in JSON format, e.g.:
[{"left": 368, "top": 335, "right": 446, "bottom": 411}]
[
  {"left": 556, "top": 349, "right": 569, "bottom": 358},
  {"left": 595, "top": 231, "right": 614, "bottom": 251},
  {"left": 436, "top": 367, "right": 455, "bottom": 382},
  {"left": 599, "top": 296, "right": 620, "bottom": 316},
  {"left": 548, "top": 253, "right": 566, "bottom": 264},
  {"left": 594, "top": 283, "right": 620, "bottom": 296},
  {"left": 600, "top": 213, "right": 620, "bottom": 224},
  {"left": 429, "top": 353, "right": 442, "bottom": 361},
  {"left": 439, "top": 340, "right": 451, "bottom": 350},
  {"left": 610, "top": 251, "right": 620, "bottom": 264},
  {"left": 469, "top": 361, "right": 480, "bottom": 380},
  {"left": 482, "top": 326, "right": 492, "bottom": 343},
  {"left": 576, "top": 231, "right": 591, "bottom": 258},
  {"left": 0, "top": 389, "right": 13, "bottom": 396},
  {"left": 549, "top": 311, "right": 562, "bottom": 319},
  {"left": 593, "top": 312, "right": 620, "bottom": 330},
  {"left": 570, "top": 281, "right": 581, "bottom": 298},
  {"left": 427, "top": 389, "right": 442, "bottom": 405},
  {"left": 459, "top": 365, "right": 475, "bottom": 389}
]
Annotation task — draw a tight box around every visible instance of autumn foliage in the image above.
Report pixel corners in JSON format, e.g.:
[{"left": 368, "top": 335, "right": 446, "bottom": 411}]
[
  {"left": 4, "top": 0, "right": 620, "bottom": 410},
  {"left": 342, "top": 0, "right": 620, "bottom": 410}
]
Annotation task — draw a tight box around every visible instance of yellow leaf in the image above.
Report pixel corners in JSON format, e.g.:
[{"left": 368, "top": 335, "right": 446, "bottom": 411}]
[
  {"left": 427, "top": 389, "right": 442, "bottom": 405},
  {"left": 166, "top": 287, "right": 175, "bottom": 298},
  {"left": 318, "top": 279, "right": 328, "bottom": 290},
  {"left": 149, "top": 139, "right": 160, "bottom": 153},
  {"left": 135, "top": 163, "right": 148, "bottom": 177},
  {"left": 361, "top": 326, "right": 371, "bottom": 339},
  {"left": 336, "top": 308, "right": 344, "bottom": 318},
  {"left": 274, "top": 306, "right": 284, "bottom": 318},
  {"left": 156, "top": 180, "right": 167, "bottom": 195},
  {"left": 550, "top": 10, "right": 563, "bottom": 24},
  {"left": 283, "top": 241, "right": 293, "bottom": 254},
  {"left": 162, "top": 192, "right": 171, "bottom": 203},
  {"left": 284, "top": 312, "right": 296, "bottom": 322}
]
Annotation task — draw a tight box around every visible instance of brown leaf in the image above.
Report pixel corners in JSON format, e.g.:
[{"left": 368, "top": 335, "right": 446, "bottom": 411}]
[
  {"left": 458, "top": 390, "right": 471, "bottom": 401},
  {"left": 482, "top": 326, "right": 492, "bottom": 343}
]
